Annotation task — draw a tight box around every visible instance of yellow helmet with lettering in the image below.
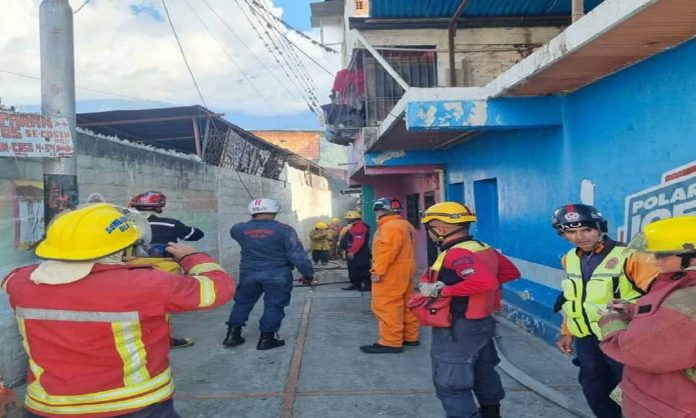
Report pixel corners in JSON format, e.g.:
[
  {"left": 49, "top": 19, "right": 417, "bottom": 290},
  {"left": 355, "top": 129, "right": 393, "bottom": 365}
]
[
  {"left": 315, "top": 222, "right": 329, "bottom": 229},
  {"left": 36, "top": 203, "right": 142, "bottom": 261},
  {"left": 344, "top": 210, "right": 361, "bottom": 221},
  {"left": 421, "top": 202, "right": 477, "bottom": 224}
]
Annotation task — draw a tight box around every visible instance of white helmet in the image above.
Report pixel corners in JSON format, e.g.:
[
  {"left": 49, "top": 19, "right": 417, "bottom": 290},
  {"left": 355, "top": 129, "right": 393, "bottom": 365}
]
[{"left": 248, "top": 198, "right": 280, "bottom": 215}]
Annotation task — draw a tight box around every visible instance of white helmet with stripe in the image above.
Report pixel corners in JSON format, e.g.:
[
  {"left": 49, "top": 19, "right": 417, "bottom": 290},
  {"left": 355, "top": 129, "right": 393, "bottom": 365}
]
[{"left": 248, "top": 198, "right": 280, "bottom": 215}]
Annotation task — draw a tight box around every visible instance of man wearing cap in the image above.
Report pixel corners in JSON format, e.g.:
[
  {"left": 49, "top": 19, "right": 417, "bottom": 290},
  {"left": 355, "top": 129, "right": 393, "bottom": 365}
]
[
  {"left": 223, "top": 198, "right": 314, "bottom": 350},
  {"left": 1, "top": 203, "right": 235, "bottom": 418},
  {"left": 551, "top": 204, "right": 656, "bottom": 418}
]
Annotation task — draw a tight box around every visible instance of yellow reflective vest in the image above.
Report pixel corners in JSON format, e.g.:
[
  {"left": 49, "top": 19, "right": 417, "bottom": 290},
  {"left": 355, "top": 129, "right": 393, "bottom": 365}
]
[{"left": 561, "top": 245, "right": 643, "bottom": 339}]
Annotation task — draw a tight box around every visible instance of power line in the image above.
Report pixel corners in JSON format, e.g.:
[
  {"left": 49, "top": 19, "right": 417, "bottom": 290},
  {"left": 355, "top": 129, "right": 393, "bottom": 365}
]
[
  {"left": 73, "top": 0, "right": 92, "bottom": 14},
  {"left": 249, "top": 0, "right": 340, "bottom": 54},
  {"left": 161, "top": 0, "right": 208, "bottom": 108},
  {"left": 241, "top": 0, "right": 320, "bottom": 102},
  {"left": 201, "top": 0, "right": 319, "bottom": 114},
  {"left": 181, "top": 0, "right": 301, "bottom": 127},
  {"left": 0, "top": 68, "right": 179, "bottom": 105}
]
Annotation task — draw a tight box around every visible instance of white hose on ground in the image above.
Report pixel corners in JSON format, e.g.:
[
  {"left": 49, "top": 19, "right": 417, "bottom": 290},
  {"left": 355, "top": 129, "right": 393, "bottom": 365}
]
[{"left": 493, "top": 335, "right": 594, "bottom": 418}]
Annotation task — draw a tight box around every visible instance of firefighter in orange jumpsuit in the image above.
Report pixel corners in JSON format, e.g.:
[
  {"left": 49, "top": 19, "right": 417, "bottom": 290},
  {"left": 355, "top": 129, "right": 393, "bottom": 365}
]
[
  {"left": 2, "top": 204, "right": 235, "bottom": 418},
  {"left": 360, "top": 197, "right": 420, "bottom": 354}
]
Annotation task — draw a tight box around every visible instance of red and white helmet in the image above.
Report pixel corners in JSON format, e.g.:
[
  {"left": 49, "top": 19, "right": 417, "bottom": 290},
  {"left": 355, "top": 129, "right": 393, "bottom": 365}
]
[
  {"left": 129, "top": 191, "right": 166, "bottom": 211},
  {"left": 248, "top": 198, "right": 280, "bottom": 215}
]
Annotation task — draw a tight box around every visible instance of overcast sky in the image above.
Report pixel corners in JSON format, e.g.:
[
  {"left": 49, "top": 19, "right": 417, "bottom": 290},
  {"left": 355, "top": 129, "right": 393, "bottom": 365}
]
[{"left": 0, "top": 0, "right": 340, "bottom": 129}]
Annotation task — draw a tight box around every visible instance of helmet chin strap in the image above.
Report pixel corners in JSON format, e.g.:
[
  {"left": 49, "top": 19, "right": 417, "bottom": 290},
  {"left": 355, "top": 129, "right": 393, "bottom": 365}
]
[{"left": 428, "top": 225, "right": 468, "bottom": 245}]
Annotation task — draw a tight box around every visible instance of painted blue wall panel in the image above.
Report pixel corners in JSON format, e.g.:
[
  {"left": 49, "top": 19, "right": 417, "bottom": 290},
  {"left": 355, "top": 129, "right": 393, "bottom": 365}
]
[
  {"left": 406, "top": 97, "right": 562, "bottom": 131},
  {"left": 365, "top": 150, "right": 446, "bottom": 167},
  {"left": 445, "top": 38, "right": 696, "bottom": 270}
]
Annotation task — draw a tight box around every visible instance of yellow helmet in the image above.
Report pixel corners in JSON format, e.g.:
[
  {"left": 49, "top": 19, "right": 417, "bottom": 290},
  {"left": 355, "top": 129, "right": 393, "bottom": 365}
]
[
  {"left": 36, "top": 203, "right": 141, "bottom": 261},
  {"left": 628, "top": 216, "right": 696, "bottom": 255},
  {"left": 421, "top": 202, "right": 477, "bottom": 224},
  {"left": 344, "top": 210, "right": 361, "bottom": 221},
  {"left": 331, "top": 217, "right": 341, "bottom": 224},
  {"left": 315, "top": 221, "right": 329, "bottom": 229}
]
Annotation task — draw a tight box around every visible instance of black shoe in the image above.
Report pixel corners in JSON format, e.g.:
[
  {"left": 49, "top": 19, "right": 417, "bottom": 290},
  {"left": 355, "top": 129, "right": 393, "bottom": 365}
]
[
  {"left": 360, "top": 343, "right": 403, "bottom": 354},
  {"left": 170, "top": 337, "right": 194, "bottom": 349},
  {"left": 257, "top": 332, "right": 285, "bottom": 350},
  {"left": 403, "top": 340, "right": 420, "bottom": 346},
  {"left": 223, "top": 326, "right": 245, "bottom": 347},
  {"left": 480, "top": 404, "right": 502, "bottom": 418},
  {"left": 342, "top": 285, "right": 361, "bottom": 291}
]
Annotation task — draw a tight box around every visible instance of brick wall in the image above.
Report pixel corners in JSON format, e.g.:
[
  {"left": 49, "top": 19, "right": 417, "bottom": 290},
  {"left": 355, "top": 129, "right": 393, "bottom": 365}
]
[{"left": 0, "top": 131, "right": 354, "bottom": 386}]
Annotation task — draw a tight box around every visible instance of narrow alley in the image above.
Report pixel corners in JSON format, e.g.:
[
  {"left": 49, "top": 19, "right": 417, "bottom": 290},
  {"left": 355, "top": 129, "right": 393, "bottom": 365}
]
[{"left": 165, "top": 265, "right": 589, "bottom": 417}]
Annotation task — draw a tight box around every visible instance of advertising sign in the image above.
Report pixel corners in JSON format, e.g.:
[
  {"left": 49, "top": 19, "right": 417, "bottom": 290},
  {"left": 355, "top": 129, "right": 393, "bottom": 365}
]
[
  {"left": 619, "top": 161, "right": 696, "bottom": 241},
  {"left": 0, "top": 111, "right": 74, "bottom": 158}
]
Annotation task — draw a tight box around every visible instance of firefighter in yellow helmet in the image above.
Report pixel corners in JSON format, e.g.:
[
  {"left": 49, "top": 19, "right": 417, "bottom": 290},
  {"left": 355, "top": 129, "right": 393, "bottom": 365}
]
[
  {"left": 599, "top": 216, "right": 696, "bottom": 417},
  {"left": 419, "top": 202, "right": 520, "bottom": 418},
  {"left": 310, "top": 221, "right": 331, "bottom": 265},
  {"left": 1, "top": 204, "right": 235, "bottom": 418}
]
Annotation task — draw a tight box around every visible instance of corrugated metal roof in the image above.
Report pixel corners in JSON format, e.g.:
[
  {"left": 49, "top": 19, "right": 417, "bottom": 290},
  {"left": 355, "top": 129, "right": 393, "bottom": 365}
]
[{"left": 370, "top": 0, "right": 604, "bottom": 19}]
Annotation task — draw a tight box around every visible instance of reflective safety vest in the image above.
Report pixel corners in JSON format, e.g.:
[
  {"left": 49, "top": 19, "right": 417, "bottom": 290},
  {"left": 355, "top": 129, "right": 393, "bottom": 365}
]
[
  {"left": 561, "top": 246, "right": 643, "bottom": 339},
  {"left": 430, "top": 240, "right": 499, "bottom": 319}
]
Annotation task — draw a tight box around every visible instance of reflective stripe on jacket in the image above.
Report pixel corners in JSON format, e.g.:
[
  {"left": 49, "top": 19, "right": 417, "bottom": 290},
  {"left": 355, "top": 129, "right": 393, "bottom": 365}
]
[
  {"left": 562, "top": 245, "right": 642, "bottom": 339},
  {"left": 1, "top": 253, "right": 234, "bottom": 418}
]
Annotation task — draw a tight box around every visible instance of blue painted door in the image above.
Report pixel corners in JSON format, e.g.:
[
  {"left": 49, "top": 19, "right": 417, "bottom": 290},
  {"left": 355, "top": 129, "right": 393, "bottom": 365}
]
[
  {"left": 361, "top": 184, "right": 376, "bottom": 231},
  {"left": 447, "top": 182, "right": 464, "bottom": 203},
  {"left": 473, "top": 178, "right": 500, "bottom": 247}
]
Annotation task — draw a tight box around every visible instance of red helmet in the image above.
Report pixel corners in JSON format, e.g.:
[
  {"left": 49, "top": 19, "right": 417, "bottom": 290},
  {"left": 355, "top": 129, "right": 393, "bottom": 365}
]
[{"left": 129, "top": 191, "right": 166, "bottom": 210}]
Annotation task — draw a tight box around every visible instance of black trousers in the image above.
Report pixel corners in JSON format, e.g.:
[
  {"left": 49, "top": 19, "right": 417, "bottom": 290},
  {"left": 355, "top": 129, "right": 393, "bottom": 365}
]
[{"left": 312, "top": 250, "right": 329, "bottom": 264}]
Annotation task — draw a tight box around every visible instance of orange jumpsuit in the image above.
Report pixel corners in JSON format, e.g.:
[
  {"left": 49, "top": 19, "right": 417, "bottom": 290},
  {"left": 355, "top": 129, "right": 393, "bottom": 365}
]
[{"left": 370, "top": 214, "right": 420, "bottom": 347}]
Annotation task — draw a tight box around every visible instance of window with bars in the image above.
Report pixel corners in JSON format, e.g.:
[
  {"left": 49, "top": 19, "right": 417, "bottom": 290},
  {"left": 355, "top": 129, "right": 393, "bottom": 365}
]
[{"left": 362, "top": 48, "right": 437, "bottom": 126}]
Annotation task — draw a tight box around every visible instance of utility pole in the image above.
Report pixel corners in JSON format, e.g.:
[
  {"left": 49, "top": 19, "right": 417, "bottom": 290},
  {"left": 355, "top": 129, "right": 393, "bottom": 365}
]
[{"left": 40, "top": 0, "right": 78, "bottom": 226}]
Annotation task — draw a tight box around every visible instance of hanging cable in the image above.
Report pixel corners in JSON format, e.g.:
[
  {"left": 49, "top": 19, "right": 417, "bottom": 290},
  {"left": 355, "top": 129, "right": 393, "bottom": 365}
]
[
  {"left": 248, "top": 0, "right": 336, "bottom": 77},
  {"left": 249, "top": 0, "right": 340, "bottom": 54},
  {"left": 201, "top": 0, "right": 319, "bottom": 115},
  {"left": 161, "top": 0, "right": 208, "bottom": 108},
  {"left": 234, "top": 0, "right": 320, "bottom": 112},
  {"left": 73, "top": 0, "right": 92, "bottom": 14},
  {"left": 0, "top": 68, "right": 184, "bottom": 105}
]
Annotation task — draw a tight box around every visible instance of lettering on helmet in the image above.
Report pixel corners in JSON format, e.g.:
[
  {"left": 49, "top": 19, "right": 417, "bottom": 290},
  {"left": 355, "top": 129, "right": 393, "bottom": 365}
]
[
  {"left": 564, "top": 212, "right": 581, "bottom": 222},
  {"left": 105, "top": 216, "right": 131, "bottom": 234}
]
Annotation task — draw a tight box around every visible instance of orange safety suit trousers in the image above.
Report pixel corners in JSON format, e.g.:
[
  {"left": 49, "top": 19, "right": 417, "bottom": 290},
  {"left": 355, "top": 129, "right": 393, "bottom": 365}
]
[{"left": 371, "top": 271, "right": 419, "bottom": 347}]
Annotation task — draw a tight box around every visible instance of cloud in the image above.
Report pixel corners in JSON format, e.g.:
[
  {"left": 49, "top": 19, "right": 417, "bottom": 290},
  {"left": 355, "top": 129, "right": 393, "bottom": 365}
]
[{"left": 0, "top": 0, "right": 340, "bottom": 118}]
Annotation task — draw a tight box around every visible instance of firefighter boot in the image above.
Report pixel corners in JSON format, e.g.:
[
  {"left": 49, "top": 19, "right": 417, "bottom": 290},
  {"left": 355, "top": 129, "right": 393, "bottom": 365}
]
[
  {"left": 480, "top": 404, "right": 502, "bottom": 418},
  {"left": 223, "top": 326, "right": 245, "bottom": 347},
  {"left": 257, "top": 332, "right": 285, "bottom": 350}
]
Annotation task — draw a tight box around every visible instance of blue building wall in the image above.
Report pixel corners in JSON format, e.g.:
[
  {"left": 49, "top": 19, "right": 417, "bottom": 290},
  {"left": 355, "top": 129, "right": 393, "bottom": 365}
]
[{"left": 439, "top": 38, "right": 696, "bottom": 342}]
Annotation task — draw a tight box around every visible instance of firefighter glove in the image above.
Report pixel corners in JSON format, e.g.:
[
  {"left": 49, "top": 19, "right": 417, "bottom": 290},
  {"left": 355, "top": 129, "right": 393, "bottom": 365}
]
[{"left": 418, "top": 281, "right": 445, "bottom": 298}]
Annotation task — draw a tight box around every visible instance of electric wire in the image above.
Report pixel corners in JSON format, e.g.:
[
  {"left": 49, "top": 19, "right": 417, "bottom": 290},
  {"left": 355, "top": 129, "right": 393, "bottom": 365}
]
[
  {"left": 161, "top": 0, "right": 209, "bottom": 108},
  {"left": 248, "top": 0, "right": 340, "bottom": 54},
  {"left": 73, "top": 0, "right": 92, "bottom": 14},
  {"left": 233, "top": 0, "right": 320, "bottom": 114},
  {"left": 200, "top": 0, "right": 318, "bottom": 115},
  {"left": 248, "top": 0, "right": 336, "bottom": 77},
  {"left": 0, "top": 68, "right": 181, "bottom": 105}
]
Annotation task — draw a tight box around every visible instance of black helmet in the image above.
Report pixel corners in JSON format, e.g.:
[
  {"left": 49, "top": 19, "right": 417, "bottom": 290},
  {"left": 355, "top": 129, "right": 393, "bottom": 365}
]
[
  {"left": 551, "top": 204, "right": 607, "bottom": 235},
  {"left": 373, "top": 197, "right": 403, "bottom": 213}
]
